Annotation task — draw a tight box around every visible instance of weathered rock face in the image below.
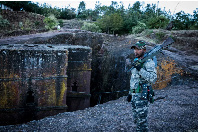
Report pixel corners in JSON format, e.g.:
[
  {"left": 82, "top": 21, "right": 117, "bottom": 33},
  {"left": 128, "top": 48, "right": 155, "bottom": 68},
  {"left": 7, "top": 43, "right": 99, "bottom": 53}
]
[
  {"left": 0, "top": 44, "right": 68, "bottom": 125},
  {"left": 153, "top": 30, "right": 198, "bottom": 78},
  {"left": 66, "top": 45, "right": 92, "bottom": 111},
  {"left": 0, "top": 44, "right": 93, "bottom": 125},
  {"left": 0, "top": 29, "right": 197, "bottom": 110},
  {"left": 0, "top": 31, "right": 123, "bottom": 106}
]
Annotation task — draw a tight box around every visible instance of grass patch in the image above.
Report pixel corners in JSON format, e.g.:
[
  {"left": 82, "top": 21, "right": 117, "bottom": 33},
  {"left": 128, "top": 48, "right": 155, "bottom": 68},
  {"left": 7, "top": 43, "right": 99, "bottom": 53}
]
[{"left": 155, "top": 31, "right": 166, "bottom": 42}]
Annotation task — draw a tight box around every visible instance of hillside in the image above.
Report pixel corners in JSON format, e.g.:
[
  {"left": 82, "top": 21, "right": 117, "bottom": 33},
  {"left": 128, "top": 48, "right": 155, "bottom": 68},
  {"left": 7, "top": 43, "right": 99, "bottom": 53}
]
[{"left": 0, "top": 10, "right": 47, "bottom": 38}]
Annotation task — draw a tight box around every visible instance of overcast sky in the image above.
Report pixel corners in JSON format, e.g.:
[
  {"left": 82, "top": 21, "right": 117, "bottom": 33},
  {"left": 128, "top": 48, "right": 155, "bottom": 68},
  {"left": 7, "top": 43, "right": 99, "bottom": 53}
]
[{"left": 33, "top": 1, "right": 198, "bottom": 15}]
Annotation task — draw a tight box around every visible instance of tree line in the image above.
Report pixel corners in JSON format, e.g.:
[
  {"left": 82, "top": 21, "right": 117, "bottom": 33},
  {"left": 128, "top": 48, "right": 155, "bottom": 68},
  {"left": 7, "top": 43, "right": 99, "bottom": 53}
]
[{"left": 0, "top": 1, "right": 198, "bottom": 34}]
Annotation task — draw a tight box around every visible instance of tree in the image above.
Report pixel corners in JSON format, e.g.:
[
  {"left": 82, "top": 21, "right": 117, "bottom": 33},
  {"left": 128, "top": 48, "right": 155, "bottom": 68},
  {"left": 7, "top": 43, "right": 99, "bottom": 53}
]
[
  {"left": 121, "top": 1, "right": 142, "bottom": 33},
  {"left": 146, "top": 15, "right": 169, "bottom": 29},
  {"left": 78, "top": 1, "right": 86, "bottom": 12},
  {"left": 96, "top": 15, "right": 112, "bottom": 33},
  {"left": 0, "top": 1, "right": 30, "bottom": 11},
  {"left": 77, "top": 1, "right": 87, "bottom": 19},
  {"left": 108, "top": 1, "right": 118, "bottom": 14},
  {"left": 191, "top": 9, "right": 198, "bottom": 29},
  {"left": 173, "top": 11, "right": 192, "bottom": 30},
  {"left": 132, "top": 1, "right": 142, "bottom": 13},
  {"left": 122, "top": 14, "right": 138, "bottom": 33},
  {"left": 143, "top": 3, "right": 157, "bottom": 22},
  {"left": 59, "top": 8, "right": 76, "bottom": 19},
  {"left": 40, "top": 3, "right": 60, "bottom": 18},
  {"left": 96, "top": 12, "right": 123, "bottom": 34},
  {"left": 110, "top": 13, "right": 123, "bottom": 34}
]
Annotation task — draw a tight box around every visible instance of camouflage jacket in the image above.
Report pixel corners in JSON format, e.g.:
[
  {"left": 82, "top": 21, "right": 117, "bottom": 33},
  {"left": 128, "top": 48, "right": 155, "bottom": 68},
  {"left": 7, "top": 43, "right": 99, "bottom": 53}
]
[{"left": 130, "top": 58, "right": 157, "bottom": 93}]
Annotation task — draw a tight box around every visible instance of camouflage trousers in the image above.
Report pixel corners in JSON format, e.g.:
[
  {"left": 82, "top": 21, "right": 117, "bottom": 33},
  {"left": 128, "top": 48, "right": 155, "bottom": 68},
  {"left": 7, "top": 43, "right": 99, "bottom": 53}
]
[{"left": 131, "top": 93, "right": 149, "bottom": 132}]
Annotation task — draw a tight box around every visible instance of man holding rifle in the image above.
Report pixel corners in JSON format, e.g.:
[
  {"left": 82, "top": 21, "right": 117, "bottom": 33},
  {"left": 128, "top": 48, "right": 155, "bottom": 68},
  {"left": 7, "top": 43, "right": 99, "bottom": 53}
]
[{"left": 127, "top": 40, "right": 157, "bottom": 132}]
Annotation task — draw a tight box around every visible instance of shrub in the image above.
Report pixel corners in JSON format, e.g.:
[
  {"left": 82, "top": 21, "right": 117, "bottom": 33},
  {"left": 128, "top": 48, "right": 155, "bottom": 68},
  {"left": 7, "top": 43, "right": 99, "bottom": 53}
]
[
  {"left": 155, "top": 31, "right": 165, "bottom": 42},
  {"left": 35, "top": 21, "right": 40, "bottom": 27},
  {"left": 147, "top": 15, "right": 169, "bottom": 29},
  {"left": 0, "top": 15, "right": 10, "bottom": 29},
  {"left": 132, "top": 21, "right": 146, "bottom": 34},
  {"left": 24, "top": 19, "right": 33, "bottom": 30},
  {"left": 19, "top": 22, "right": 23, "bottom": 30},
  {"left": 58, "top": 19, "right": 63, "bottom": 27},
  {"left": 81, "top": 22, "right": 102, "bottom": 33},
  {"left": 43, "top": 14, "right": 58, "bottom": 30}
]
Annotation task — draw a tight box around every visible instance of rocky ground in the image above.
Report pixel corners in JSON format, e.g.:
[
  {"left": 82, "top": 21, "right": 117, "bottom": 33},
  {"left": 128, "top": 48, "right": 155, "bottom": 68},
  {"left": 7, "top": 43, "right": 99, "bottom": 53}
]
[{"left": 0, "top": 77, "right": 198, "bottom": 132}]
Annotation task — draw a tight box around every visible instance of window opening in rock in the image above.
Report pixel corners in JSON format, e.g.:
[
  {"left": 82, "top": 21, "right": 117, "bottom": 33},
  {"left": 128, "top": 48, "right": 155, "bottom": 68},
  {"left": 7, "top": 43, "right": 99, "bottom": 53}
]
[
  {"left": 72, "top": 81, "right": 78, "bottom": 92},
  {"left": 26, "top": 90, "right": 34, "bottom": 104}
]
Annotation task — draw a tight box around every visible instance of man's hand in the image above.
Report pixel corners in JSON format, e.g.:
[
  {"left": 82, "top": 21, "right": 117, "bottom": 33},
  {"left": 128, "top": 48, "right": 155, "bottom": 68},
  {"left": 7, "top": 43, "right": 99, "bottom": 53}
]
[{"left": 133, "top": 60, "right": 142, "bottom": 71}]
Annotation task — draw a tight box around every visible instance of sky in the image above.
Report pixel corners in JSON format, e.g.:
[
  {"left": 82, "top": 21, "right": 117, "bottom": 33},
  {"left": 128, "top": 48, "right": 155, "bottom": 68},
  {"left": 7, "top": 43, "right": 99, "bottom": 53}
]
[{"left": 32, "top": 0, "right": 198, "bottom": 15}]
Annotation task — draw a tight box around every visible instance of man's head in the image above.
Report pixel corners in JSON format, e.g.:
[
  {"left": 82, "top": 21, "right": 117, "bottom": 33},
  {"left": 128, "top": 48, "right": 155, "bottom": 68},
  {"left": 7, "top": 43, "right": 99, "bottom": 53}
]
[{"left": 131, "top": 40, "right": 146, "bottom": 59}]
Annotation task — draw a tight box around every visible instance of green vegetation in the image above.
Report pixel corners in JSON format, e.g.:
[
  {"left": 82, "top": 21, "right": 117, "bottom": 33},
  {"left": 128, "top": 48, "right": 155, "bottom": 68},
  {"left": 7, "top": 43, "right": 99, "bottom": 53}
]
[
  {"left": 0, "top": 15, "right": 9, "bottom": 29},
  {"left": 155, "top": 31, "right": 166, "bottom": 42},
  {"left": 173, "top": 10, "right": 198, "bottom": 30},
  {"left": 0, "top": 1, "right": 198, "bottom": 35},
  {"left": 96, "top": 13, "right": 123, "bottom": 34},
  {"left": 58, "top": 19, "right": 64, "bottom": 27},
  {"left": 43, "top": 14, "right": 58, "bottom": 30},
  {"left": 132, "top": 22, "right": 146, "bottom": 34},
  {"left": 143, "top": 30, "right": 154, "bottom": 37},
  {"left": 147, "top": 16, "right": 169, "bottom": 29},
  {"left": 81, "top": 22, "right": 101, "bottom": 33}
]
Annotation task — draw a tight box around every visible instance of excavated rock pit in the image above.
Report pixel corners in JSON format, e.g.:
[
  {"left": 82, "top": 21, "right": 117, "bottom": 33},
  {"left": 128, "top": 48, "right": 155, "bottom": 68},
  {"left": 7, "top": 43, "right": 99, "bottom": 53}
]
[{"left": 0, "top": 29, "right": 198, "bottom": 131}]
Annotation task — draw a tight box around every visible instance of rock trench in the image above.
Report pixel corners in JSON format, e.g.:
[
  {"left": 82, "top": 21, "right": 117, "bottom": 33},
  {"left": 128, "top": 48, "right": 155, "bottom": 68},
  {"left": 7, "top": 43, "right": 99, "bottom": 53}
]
[{"left": 0, "top": 29, "right": 198, "bottom": 131}]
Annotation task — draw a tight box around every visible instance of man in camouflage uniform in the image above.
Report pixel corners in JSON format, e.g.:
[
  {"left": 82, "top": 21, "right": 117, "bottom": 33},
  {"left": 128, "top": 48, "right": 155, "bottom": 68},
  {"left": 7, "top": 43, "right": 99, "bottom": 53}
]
[{"left": 128, "top": 41, "right": 157, "bottom": 132}]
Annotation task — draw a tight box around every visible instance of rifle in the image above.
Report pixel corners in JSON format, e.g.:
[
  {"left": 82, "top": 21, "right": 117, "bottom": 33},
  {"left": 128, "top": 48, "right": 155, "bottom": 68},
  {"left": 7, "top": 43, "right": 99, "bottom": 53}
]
[{"left": 127, "top": 37, "right": 174, "bottom": 72}]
